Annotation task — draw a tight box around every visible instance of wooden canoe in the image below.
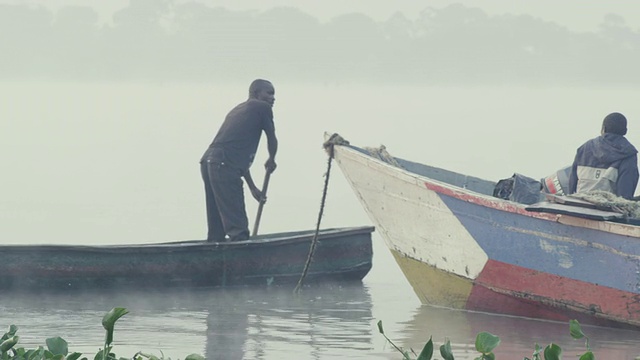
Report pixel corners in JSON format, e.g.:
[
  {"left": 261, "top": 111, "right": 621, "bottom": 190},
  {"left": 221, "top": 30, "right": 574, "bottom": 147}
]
[{"left": 0, "top": 226, "right": 374, "bottom": 290}]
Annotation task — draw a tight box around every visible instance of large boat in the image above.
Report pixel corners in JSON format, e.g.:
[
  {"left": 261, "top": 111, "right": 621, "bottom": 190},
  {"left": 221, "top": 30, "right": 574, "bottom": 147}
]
[
  {"left": 1, "top": 226, "right": 374, "bottom": 290},
  {"left": 327, "top": 132, "right": 640, "bottom": 330}
]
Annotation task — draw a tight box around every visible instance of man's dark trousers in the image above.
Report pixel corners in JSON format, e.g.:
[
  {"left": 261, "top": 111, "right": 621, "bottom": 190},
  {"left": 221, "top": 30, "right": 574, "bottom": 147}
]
[{"left": 201, "top": 159, "right": 250, "bottom": 242}]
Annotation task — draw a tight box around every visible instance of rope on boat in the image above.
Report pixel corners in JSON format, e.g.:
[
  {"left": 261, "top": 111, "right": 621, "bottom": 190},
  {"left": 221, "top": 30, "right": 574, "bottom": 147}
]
[
  {"left": 364, "top": 145, "right": 403, "bottom": 168},
  {"left": 572, "top": 190, "right": 640, "bottom": 218},
  {"left": 294, "top": 133, "right": 348, "bottom": 293}
]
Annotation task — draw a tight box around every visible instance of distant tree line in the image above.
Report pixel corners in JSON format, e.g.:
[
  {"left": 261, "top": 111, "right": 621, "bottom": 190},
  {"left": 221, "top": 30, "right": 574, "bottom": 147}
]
[{"left": 1, "top": 0, "right": 640, "bottom": 85}]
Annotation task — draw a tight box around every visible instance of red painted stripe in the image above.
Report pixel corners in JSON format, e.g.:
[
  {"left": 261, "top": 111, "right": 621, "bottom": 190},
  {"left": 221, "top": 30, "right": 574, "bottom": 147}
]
[
  {"left": 467, "top": 283, "right": 574, "bottom": 322},
  {"left": 467, "top": 259, "right": 640, "bottom": 328},
  {"left": 545, "top": 177, "right": 558, "bottom": 194},
  {"left": 423, "top": 181, "right": 558, "bottom": 221}
]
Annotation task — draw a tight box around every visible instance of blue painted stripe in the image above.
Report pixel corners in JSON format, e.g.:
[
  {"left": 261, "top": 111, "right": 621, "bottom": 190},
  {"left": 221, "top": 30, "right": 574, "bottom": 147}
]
[{"left": 439, "top": 194, "right": 640, "bottom": 294}]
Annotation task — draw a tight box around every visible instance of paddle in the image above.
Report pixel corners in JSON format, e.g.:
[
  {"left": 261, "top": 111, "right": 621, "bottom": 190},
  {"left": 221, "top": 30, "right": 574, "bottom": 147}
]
[{"left": 251, "top": 171, "right": 271, "bottom": 236}]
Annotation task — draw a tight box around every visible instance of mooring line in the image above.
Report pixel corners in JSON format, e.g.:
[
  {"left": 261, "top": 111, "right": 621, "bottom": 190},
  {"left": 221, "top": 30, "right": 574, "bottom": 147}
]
[{"left": 294, "top": 134, "right": 348, "bottom": 293}]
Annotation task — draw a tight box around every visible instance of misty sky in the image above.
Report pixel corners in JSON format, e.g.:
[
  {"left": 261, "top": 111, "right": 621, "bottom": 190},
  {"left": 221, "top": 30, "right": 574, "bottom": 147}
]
[
  {"left": 6, "top": 0, "right": 640, "bottom": 32},
  {"left": 4, "top": 0, "right": 640, "bottom": 85},
  {"left": 4, "top": 0, "right": 640, "bottom": 244}
]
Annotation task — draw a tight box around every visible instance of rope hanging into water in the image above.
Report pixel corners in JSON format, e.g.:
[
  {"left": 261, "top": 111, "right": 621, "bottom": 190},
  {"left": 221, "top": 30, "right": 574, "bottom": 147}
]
[{"left": 294, "top": 134, "right": 349, "bottom": 293}]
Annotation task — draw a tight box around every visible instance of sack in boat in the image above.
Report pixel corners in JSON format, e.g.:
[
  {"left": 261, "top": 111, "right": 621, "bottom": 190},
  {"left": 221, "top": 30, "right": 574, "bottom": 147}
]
[{"left": 493, "top": 173, "right": 544, "bottom": 205}]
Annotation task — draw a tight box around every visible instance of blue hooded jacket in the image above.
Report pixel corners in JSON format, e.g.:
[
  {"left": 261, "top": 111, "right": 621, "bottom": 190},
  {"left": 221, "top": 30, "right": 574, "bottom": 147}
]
[{"left": 569, "top": 133, "right": 639, "bottom": 199}]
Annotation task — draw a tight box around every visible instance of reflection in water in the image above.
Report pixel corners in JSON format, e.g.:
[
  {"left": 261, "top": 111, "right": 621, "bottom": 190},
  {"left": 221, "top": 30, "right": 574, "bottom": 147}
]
[
  {"left": 204, "top": 284, "right": 373, "bottom": 359},
  {"left": 0, "top": 283, "right": 374, "bottom": 359},
  {"left": 6, "top": 283, "right": 636, "bottom": 359},
  {"left": 400, "top": 304, "right": 640, "bottom": 360}
]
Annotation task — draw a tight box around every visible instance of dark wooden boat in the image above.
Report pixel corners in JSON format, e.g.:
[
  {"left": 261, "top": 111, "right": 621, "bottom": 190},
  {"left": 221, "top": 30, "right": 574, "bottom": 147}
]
[{"left": 1, "top": 226, "right": 374, "bottom": 290}]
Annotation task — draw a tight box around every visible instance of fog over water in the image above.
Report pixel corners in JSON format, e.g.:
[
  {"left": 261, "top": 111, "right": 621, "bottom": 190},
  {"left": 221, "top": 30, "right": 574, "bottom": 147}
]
[
  {"left": 2, "top": 1, "right": 640, "bottom": 359},
  {"left": 10, "top": 0, "right": 640, "bottom": 32},
  {"left": 3, "top": 82, "right": 639, "bottom": 244}
]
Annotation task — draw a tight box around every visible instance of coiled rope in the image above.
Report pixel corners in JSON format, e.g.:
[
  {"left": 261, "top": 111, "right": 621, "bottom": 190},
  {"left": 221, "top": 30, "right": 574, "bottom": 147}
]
[{"left": 294, "top": 133, "right": 349, "bottom": 293}]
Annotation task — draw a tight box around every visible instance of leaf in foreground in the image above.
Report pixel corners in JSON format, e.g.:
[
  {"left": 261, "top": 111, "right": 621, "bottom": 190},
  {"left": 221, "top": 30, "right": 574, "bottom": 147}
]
[
  {"left": 475, "top": 332, "right": 500, "bottom": 354},
  {"left": 417, "top": 337, "right": 434, "bottom": 360},
  {"left": 102, "top": 308, "right": 129, "bottom": 345},
  {"left": 46, "top": 336, "right": 69, "bottom": 356},
  {"left": 543, "top": 343, "right": 562, "bottom": 360},
  {"left": 569, "top": 320, "right": 585, "bottom": 340},
  {"left": 579, "top": 351, "right": 595, "bottom": 360},
  {"left": 440, "top": 340, "right": 454, "bottom": 360}
]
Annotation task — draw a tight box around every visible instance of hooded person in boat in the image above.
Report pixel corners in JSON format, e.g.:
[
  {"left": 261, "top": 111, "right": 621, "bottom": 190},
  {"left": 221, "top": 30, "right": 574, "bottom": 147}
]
[{"left": 568, "top": 112, "right": 639, "bottom": 199}]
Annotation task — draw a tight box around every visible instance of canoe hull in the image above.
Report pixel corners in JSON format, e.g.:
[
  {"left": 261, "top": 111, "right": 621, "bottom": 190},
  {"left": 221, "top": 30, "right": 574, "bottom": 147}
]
[
  {"left": 1, "top": 226, "right": 374, "bottom": 290},
  {"left": 331, "top": 139, "right": 640, "bottom": 330}
]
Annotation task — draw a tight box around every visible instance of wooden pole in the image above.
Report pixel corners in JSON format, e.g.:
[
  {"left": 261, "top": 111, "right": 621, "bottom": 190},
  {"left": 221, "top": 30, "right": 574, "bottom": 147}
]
[{"left": 251, "top": 171, "right": 271, "bottom": 237}]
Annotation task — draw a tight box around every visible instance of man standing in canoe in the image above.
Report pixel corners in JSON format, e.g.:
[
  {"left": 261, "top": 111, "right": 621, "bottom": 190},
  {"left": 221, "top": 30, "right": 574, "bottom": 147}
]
[
  {"left": 200, "top": 79, "right": 278, "bottom": 242},
  {"left": 569, "top": 112, "right": 639, "bottom": 199}
]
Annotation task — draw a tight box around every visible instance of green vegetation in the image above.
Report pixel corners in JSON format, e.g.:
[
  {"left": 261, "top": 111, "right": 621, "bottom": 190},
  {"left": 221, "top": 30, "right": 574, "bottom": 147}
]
[
  {"left": 0, "top": 308, "right": 203, "bottom": 360},
  {"left": 378, "top": 319, "right": 595, "bottom": 360}
]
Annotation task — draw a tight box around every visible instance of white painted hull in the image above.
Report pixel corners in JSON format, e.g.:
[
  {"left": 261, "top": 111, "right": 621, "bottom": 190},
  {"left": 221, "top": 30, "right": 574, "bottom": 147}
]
[{"left": 331, "top": 143, "right": 488, "bottom": 280}]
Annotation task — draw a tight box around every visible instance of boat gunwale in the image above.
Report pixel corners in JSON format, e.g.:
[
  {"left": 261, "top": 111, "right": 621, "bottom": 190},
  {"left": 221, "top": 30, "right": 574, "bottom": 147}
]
[
  {"left": 0, "top": 226, "right": 375, "bottom": 253},
  {"left": 336, "top": 142, "right": 640, "bottom": 237}
]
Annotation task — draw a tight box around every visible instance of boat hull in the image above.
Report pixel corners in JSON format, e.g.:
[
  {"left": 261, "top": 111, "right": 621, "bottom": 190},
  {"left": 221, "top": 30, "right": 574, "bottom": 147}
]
[
  {"left": 331, "top": 139, "right": 640, "bottom": 329},
  {"left": 1, "top": 226, "right": 374, "bottom": 290}
]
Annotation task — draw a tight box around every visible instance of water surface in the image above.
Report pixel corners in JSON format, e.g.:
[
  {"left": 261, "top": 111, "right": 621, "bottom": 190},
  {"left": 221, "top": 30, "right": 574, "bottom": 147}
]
[{"left": 2, "top": 82, "right": 640, "bottom": 359}]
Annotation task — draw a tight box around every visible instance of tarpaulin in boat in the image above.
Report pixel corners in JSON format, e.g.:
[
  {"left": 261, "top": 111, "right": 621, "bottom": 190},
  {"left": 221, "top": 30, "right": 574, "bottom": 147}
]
[{"left": 493, "top": 173, "right": 544, "bottom": 205}]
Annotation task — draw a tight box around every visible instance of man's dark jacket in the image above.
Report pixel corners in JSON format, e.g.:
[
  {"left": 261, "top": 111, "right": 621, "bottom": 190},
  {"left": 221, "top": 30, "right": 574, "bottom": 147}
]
[{"left": 569, "top": 133, "right": 639, "bottom": 199}]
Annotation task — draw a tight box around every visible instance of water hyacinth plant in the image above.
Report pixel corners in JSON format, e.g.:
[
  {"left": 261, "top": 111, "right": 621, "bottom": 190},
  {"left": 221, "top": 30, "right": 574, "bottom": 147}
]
[
  {"left": 0, "top": 308, "right": 204, "bottom": 360},
  {"left": 378, "top": 319, "right": 596, "bottom": 360}
]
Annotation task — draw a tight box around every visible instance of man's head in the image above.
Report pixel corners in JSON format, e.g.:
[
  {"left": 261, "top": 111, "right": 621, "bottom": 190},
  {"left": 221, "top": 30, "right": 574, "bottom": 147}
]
[
  {"left": 602, "top": 112, "right": 628, "bottom": 136},
  {"left": 249, "top": 79, "right": 275, "bottom": 107}
]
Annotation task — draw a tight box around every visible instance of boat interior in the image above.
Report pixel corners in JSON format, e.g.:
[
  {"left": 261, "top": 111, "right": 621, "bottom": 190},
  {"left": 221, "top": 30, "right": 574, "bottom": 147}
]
[
  {"left": 347, "top": 144, "right": 640, "bottom": 225},
  {"left": 350, "top": 144, "right": 498, "bottom": 196}
]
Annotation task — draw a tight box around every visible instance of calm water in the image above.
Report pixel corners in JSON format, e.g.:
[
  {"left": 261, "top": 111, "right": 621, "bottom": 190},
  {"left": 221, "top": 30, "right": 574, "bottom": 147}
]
[
  {"left": 1, "top": 82, "right": 640, "bottom": 359},
  {"left": 1, "top": 282, "right": 377, "bottom": 359},
  {"left": 1, "top": 257, "right": 639, "bottom": 359}
]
